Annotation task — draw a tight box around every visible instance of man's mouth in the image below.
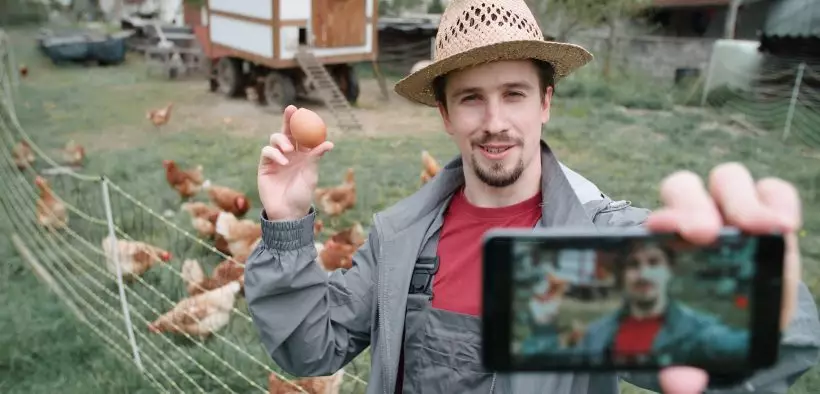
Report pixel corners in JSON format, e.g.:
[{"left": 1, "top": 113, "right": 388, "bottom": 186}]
[
  {"left": 477, "top": 144, "right": 515, "bottom": 159},
  {"left": 479, "top": 145, "right": 513, "bottom": 153}
]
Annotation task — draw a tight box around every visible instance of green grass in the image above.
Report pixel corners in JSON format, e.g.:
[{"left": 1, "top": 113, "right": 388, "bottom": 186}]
[{"left": 1, "top": 26, "right": 819, "bottom": 394}]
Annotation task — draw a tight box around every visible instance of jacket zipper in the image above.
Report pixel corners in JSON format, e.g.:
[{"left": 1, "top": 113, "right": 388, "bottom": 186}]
[{"left": 373, "top": 214, "right": 390, "bottom": 394}]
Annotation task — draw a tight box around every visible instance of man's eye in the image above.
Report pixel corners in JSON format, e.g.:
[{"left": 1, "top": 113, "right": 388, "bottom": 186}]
[
  {"left": 461, "top": 95, "right": 478, "bottom": 102},
  {"left": 508, "top": 91, "right": 525, "bottom": 97}
]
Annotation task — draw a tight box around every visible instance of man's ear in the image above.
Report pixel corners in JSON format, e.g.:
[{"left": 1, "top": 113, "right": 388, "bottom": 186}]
[
  {"left": 541, "top": 86, "right": 554, "bottom": 124},
  {"left": 437, "top": 102, "right": 454, "bottom": 136}
]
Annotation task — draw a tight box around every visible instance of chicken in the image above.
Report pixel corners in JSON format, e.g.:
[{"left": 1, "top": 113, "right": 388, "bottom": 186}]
[
  {"left": 12, "top": 140, "right": 35, "bottom": 170},
  {"left": 420, "top": 150, "right": 440, "bottom": 185},
  {"left": 268, "top": 369, "right": 345, "bottom": 394},
  {"left": 147, "top": 103, "right": 173, "bottom": 128},
  {"left": 203, "top": 181, "right": 250, "bottom": 217},
  {"left": 62, "top": 140, "right": 85, "bottom": 167},
  {"left": 147, "top": 281, "right": 241, "bottom": 340},
  {"left": 181, "top": 256, "right": 246, "bottom": 297},
  {"left": 316, "top": 223, "right": 366, "bottom": 272},
  {"left": 101, "top": 235, "right": 172, "bottom": 280},
  {"left": 34, "top": 176, "right": 68, "bottom": 230},
  {"left": 163, "top": 160, "right": 206, "bottom": 199},
  {"left": 314, "top": 168, "right": 356, "bottom": 226},
  {"left": 314, "top": 219, "right": 324, "bottom": 237},
  {"left": 180, "top": 202, "right": 222, "bottom": 238},
  {"left": 558, "top": 319, "right": 586, "bottom": 349},
  {"left": 215, "top": 211, "right": 262, "bottom": 257},
  {"left": 19, "top": 64, "right": 28, "bottom": 78}
]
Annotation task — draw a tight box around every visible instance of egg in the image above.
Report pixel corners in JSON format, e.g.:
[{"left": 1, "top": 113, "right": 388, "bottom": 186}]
[{"left": 289, "top": 108, "right": 327, "bottom": 149}]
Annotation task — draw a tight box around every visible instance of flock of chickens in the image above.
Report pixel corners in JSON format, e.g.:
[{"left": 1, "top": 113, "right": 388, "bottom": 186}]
[{"left": 10, "top": 98, "right": 445, "bottom": 392}]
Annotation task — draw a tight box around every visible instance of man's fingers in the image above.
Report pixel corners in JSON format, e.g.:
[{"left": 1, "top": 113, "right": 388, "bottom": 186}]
[
  {"left": 260, "top": 145, "right": 289, "bottom": 166},
  {"left": 308, "top": 141, "right": 335, "bottom": 159},
  {"left": 708, "top": 163, "right": 781, "bottom": 233},
  {"left": 755, "top": 177, "right": 801, "bottom": 232},
  {"left": 756, "top": 178, "right": 802, "bottom": 330},
  {"left": 281, "top": 105, "right": 298, "bottom": 137},
  {"left": 657, "top": 170, "right": 722, "bottom": 244},
  {"left": 658, "top": 366, "right": 708, "bottom": 394},
  {"left": 269, "top": 133, "right": 294, "bottom": 153}
]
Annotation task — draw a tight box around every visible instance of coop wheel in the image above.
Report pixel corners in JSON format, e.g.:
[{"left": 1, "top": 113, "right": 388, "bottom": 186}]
[
  {"left": 263, "top": 72, "right": 297, "bottom": 111},
  {"left": 216, "top": 57, "right": 245, "bottom": 97}
]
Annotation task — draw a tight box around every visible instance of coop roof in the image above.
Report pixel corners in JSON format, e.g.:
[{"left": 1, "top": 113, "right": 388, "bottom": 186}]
[{"left": 762, "top": 0, "right": 820, "bottom": 38}]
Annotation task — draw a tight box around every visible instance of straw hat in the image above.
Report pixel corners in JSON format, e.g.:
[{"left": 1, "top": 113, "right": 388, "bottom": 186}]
[{"left": 394, "top": 0, "right": 594, "bottom": 107}]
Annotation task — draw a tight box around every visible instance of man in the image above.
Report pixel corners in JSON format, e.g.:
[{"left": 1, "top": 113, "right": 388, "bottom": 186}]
[
  {"left": 245, "top": 0, "right": 820, "bottom": 393},
  {"left": 580, "top": 242, "right": 749, "bottom": 367}
]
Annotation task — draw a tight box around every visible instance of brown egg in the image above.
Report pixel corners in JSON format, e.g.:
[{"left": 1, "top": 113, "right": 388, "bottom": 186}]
[{"left": 289, "top": 108, "right": 327, "bottom": 149}]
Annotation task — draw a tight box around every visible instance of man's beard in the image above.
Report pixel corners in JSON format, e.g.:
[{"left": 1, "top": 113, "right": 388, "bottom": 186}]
[{"left": 470, "top": 153, "right": 525, "bottom": 188}]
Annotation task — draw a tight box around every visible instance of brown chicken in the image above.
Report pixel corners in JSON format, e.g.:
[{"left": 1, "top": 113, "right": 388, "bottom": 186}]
[
  {"left": 558, "top": 319, "right": 587, "bottom": 349},
  {"left": 203, "top": 181, "right": 250, "bottom": 217},
  {"left": 313, "top": 219, "right": 324, "bottom": 237},
  {"left": 420, "top": 150, "right": 440, "bottom": 185},
  {"left": 19, "top": 64, "right": 28, "bottom": 78},
  {"left": 182, "top": 255, "right": 247, "bottom": 297},
  {"left": 215, "top": 211, "right": 262, "bottom": 257},
  {"left": 12, "top": 140, "right": 35, "bottom": 170},
  {"left": 180, "top": 202, "right": 222, "bottom": 238},
  {"left": 62, "top": 140, "right": 85, "bottom": 167},
  {"left": 268, "top": 369, "right": 344, "bottom": 394},
  {"left": 34, "top": 176, "right": 68, "bottom": 230},
  {"left": 316, "top": 223, "right": 366, "bottom": 272},
  {"left": 314, "top": 168, "right": 356, "bottom": 224},
  {"left": 163, "top": 160, "right": 205, "bottom": 199},
  {"left": 147, "top": 281, "right": 241, "bottom": 340},
  {"left": 101, "top": 235, "right": 172, "bottom": 280},
  {"left": 147, "top": 103, "right": 173, "bottom": 128}
]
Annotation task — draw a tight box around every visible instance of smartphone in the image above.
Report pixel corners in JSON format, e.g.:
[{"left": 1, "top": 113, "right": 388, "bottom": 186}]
[{"left": 481, "top": 226, "right": 784, "bottom": 376}]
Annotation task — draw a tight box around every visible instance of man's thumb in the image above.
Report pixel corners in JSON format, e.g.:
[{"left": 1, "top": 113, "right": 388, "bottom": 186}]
[{"left": 308, "top": 141, "right": 335, "bottom": 159}]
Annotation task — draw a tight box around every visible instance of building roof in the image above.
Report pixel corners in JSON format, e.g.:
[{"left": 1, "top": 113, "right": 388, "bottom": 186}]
[
  {"left": 651, "top": 0, "right": 730, "bottom": 7},
  {"left": 763, "top": 0, "right": 820, "bottom": 38}
]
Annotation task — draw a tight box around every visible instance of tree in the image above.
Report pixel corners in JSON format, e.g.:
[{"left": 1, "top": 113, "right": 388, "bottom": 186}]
[
  {"left": 427, "top": 0, "right": 444, "bottom": 14},
  {"left": 526, "top": 0, "right": 651, "bottom": 78}
]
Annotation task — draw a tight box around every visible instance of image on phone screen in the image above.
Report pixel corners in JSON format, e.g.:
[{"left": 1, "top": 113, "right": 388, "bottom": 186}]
[{"left": 510, "top": 236, "right": 757, "bottom": 369}]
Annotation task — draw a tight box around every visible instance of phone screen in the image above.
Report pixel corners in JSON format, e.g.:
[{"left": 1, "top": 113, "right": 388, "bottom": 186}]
[{"left": 509, "top": 235, "right": 759, "bottom": 370}]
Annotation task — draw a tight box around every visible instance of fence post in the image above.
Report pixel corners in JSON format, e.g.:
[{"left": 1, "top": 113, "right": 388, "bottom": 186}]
[
  {"left": 783, "top": 62, "right": 805, "bottom": 141},
  {"left": 101, "top": 177, "right": 144, "bottom": 372},
  {"left": 700, "top": 49, "right": 717, "bottom": 107}
]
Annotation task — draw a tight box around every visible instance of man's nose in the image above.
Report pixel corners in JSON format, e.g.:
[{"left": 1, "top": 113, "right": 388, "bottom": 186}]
[{"left": 484, "top": 97, "right": 509, "bottom": 134}]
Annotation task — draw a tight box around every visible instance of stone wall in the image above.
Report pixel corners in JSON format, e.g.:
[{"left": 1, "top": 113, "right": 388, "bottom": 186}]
[{"left": 571, "top": 32, "right": 718, "bottom": 84}]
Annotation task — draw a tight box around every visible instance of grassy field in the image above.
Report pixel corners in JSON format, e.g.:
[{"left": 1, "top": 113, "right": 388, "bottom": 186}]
[{"left": 1, "top": 25, "right": 819, "bottom": 394}]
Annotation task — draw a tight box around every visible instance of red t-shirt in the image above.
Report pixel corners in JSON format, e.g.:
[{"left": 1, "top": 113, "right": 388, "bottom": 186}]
[
  {"left": 395, "top": 188, "right": 542, "bottom": 392},
  {"left": 613, "top": 315, "right": 664, "bottom": 357},
  {"left": 433, "top": 188, "right": 543, "bottom": 315}
]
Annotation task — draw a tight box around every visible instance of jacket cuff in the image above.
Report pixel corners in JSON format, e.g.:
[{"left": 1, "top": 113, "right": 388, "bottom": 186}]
[{"left": 260, "top": 207, "right": 316, "bottom": 251}]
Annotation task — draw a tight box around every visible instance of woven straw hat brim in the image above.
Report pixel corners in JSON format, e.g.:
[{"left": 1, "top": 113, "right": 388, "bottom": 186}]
[{"left": 394, "top": 40, "right": 593, "bottom": 107}]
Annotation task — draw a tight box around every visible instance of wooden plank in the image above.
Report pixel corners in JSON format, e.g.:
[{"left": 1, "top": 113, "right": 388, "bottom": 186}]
[
  {"left": 210, "top": 9, "right": 273, "bottom": 26},
  {"left": 312, "top": 0, "right": 367, "bottom": 48},
  {"left": 272, "top": 0, "right": 279, "bottom": 59}
]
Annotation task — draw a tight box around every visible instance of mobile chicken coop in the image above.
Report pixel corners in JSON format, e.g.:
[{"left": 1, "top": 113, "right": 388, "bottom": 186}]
[{"left": 187, "top": 0, "right": 383, "bottom": 131}]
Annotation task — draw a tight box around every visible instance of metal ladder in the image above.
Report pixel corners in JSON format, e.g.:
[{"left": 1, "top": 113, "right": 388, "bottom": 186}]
[{"left": 294, "top": 48, "right": 362, "bottom": 132}]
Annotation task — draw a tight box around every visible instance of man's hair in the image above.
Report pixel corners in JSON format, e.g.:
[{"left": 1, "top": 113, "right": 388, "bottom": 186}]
[
  {"left": 432, "top": 59, "right": 556, "bottom": 110},
  {"left": 612, "top": 242, "right": 677, "bottom": 288}
]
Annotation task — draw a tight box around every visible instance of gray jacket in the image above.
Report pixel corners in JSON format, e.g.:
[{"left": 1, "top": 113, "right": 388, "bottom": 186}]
[{"left": 245, "top": 141, "right": 820, "bottom": 393}]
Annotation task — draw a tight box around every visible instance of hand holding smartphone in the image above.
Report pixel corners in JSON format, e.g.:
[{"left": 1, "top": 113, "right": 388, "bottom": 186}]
[{"left": 481, "top": 226, "right": 784, "bottom": 378}]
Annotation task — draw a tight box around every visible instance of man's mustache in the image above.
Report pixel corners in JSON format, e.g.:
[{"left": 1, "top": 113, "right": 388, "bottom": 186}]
[{"left": 471, "top": 134, "right": 523, "bottom": 146}]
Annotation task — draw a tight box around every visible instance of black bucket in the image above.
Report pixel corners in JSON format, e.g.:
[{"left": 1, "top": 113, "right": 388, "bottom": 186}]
[{"left": 675, "top": 68, "right": 701, "bottom": 85}]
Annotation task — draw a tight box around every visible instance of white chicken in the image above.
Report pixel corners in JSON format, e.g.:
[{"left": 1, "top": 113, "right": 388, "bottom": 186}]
[
  {"left": 147, "top": 281, "right": 241, "bottom": 340},
  {"left": 101, "top": 235, "right": 171, "bottom": 280}
]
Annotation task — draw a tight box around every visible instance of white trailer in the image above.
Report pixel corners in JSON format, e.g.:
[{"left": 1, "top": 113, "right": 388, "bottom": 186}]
[{"left": 189, "top": 0, "right": 380, "bottom": 129}]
